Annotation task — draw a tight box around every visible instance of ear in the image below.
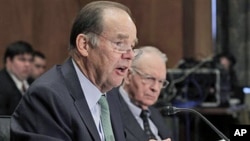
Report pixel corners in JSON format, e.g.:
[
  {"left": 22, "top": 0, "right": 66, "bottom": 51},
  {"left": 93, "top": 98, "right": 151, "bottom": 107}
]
[{"left": 76, "top": 34, "right": 89, "bottom": 57}]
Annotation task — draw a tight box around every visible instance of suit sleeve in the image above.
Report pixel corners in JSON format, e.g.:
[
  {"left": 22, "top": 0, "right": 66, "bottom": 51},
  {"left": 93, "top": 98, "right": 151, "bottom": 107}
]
[
  {"left": 10, "top": 84, "right": 73, "bottom": 141},
  {"left": 150, "top": 107, "right": 172, "bottom": 139}
]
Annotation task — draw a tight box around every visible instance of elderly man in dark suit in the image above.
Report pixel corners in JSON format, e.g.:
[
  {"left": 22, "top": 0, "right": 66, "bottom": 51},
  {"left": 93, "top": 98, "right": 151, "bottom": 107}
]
[
  {"left": 0, "top": 41, "right": 33, "bottom": 115},
  {"left": 108, "top": 46, "right": 171, "bottom": 141},
  {"left": 11, "top": 1, "right": 140, "bottom": 141}
]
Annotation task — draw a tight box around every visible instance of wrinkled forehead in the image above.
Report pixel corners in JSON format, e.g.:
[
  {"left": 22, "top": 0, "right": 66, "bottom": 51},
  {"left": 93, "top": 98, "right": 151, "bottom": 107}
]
[{"left": 135, "top": 55, "right": 167, "bottom": 75}]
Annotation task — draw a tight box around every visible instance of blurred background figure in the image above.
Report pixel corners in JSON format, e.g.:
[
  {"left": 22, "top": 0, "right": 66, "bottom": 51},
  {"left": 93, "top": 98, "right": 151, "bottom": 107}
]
[
  {"left": 28, "top": 51, "right": 46, "bottom": 83},
  {"left": 108, "top": 46, "right": 172, "bottom": 141},
  {"left": 0, "top": 41, "right": 33, "bottom": 115},
  {"left": 213, "top": 52, "right": 242, "bottom": 106}
]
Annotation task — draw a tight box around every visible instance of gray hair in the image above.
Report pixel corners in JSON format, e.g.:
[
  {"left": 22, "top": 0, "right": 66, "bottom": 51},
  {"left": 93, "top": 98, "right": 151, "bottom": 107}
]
[{"left": 131, "top": 46, "right": 168, "bottom": 68}]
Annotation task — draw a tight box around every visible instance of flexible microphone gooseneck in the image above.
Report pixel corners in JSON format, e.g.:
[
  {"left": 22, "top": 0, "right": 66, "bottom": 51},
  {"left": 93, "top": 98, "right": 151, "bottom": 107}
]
[
  {"left": 166, "top": 56, "right": 214, "bottom": 102},
  {"left": 162, "top": 106, "right": 230, "bottom": 141}
]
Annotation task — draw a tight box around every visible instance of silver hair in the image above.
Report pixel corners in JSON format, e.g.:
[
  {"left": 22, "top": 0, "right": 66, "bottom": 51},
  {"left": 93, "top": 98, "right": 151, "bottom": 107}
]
[{"left": 131, "top": 46, "right": 168, "bottom": 68}]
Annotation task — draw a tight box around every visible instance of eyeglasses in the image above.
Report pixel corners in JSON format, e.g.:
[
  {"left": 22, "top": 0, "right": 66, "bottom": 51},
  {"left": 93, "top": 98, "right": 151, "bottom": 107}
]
[
  {"left": 132, "top": 68, "right": 169, "bottom": 88},
  {"left": 89, "top": 32, "right": 142, "bottom": 58}
]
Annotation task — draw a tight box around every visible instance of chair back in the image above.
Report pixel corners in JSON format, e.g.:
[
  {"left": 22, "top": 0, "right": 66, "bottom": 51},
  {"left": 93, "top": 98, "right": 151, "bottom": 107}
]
[{"left": 0, "top": 116, "right": 11, "bottom": 141}]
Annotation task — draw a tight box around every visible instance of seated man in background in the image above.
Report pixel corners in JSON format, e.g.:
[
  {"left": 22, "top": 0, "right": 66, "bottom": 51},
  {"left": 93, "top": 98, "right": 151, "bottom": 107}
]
[
  {"left": 0, "top": 41, "right": 33, "bottom": 115},
  {"left": 28, "top": 51, "right": 46, "bottom": 83},
  {"left": 108, "top": 46, "right": 171, "bottom": 141}
]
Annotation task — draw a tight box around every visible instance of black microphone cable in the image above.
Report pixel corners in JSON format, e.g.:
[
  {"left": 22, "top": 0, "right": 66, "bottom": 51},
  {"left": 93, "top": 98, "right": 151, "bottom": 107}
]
[{"left": 162, "top": 105, "right": 230, "bottom": 141}]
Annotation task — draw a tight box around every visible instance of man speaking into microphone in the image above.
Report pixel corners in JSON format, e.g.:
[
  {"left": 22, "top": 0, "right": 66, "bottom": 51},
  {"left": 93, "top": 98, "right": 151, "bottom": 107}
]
[
  {"left": 11, "top": 1, "right": 140, "bottom": 141},
  {"left": 108, "top": 46, "right": 172, "bottom": 141}
]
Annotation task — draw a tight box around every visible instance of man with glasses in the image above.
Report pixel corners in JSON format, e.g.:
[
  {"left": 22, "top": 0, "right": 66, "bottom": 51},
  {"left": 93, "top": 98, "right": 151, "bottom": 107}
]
[
  {"left": 108, "top": 46, "right": 171, "bottom": 141},
  {"left": 11, "top": 1, "right": 141, "bottom": 141}
]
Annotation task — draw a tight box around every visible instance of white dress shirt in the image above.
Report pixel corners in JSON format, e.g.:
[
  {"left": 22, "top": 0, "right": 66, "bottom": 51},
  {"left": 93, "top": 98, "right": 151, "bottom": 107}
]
[
  {"left": 72, "top": 59, "right": 105, "bottom": 141},
  {"left": 8, "top": 70, "right": 29, "bottom": 95}
]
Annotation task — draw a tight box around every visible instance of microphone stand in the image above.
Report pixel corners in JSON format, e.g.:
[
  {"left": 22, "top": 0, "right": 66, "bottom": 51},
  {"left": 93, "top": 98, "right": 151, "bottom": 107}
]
[
  {"left": 162, "top": 106, "right": 230, "bottom": 141},
  {"left": 165, "top": 57, "right": 213, "bottom": 102}
]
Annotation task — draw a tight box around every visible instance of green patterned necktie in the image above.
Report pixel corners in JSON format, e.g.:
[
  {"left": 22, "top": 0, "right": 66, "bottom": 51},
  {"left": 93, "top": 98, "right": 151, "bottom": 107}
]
[{"left": 99, "top": 95, "right": 115, "bottom": 141}]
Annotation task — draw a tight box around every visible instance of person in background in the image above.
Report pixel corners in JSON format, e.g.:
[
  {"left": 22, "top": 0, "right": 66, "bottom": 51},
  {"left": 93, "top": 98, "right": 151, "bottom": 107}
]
[
  {"left": 0, "top": 41, "right": 33, "bottom": 115},
  {"left": 28, "top": 51, "right": 46, "bottom": 83},
  {"left": 11, "top": 1, "right": 140, "bottom": 141},
  {"left": 213, "top": 52, "right": 240, "bottom": 106},
  {"left": 108, "top": 46, "right": 171, "bottom": 141}
]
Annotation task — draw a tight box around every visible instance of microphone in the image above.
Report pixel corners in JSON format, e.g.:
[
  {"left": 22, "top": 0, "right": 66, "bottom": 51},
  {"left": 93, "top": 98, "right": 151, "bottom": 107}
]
[{"left": 162, "top": 105, "right": 230, "bottom": 141}]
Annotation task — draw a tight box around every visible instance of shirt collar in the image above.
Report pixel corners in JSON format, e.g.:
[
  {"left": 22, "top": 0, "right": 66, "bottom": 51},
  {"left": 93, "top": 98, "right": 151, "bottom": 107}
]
[
  {"left": 72, "top": 59, "right": 102, "bottom": 110},
  {"left": 7, "top": 70, "right": 29, "bottom": 94},
  {"left": 119, "top": 86, "right": 150, "bottom": 118}
]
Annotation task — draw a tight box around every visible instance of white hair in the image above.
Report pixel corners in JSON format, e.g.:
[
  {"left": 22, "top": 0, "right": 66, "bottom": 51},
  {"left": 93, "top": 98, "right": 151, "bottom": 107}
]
[{"left": 131, "top": 46, "right": 168, "bottom": 68}]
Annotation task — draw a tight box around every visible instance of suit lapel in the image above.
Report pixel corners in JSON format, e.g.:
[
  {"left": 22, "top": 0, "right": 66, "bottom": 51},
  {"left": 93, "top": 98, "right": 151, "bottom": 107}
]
[
  {"left": 114, "top": 89, "right": 147, "bottom": 141},
  {"left": 60, "top": 59, "right": 101, "bottom": 141},
  {"left": 4, "top": 69, "right": 23, "bottom": 97},
  {"left": 107, "top": 90, "right": 126, "bottom": 141},
  {"left": 74, "top": 100, "right": 100, "bottom": 141},
  {"left": 149, "top": 107, "right": 169, "bottom": 139}
]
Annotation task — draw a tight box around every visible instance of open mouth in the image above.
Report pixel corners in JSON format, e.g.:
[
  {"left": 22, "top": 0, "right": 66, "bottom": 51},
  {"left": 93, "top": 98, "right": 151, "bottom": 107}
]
[{"left": 116, "top": 66, "right": 128, "bottom": 75}]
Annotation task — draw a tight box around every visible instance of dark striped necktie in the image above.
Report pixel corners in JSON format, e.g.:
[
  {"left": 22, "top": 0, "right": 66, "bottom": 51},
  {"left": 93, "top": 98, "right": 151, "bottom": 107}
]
[
  {"left": 22, "top": 82, "right": 26, "bottom": 93},
  {"left": 140, "top": 110, "right": 156, "bottom": 140}
]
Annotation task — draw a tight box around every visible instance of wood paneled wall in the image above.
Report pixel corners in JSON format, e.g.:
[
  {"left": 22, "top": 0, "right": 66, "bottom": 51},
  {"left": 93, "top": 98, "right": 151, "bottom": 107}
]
[
  {"left": 0, "top": 0, "right": 80, "bottom": 69},
  {"left": 0, "top": 0, "right": 212, "bottom": 69},
  {"left": 183, "top": 0, "right": 213, "bottom": 60}
]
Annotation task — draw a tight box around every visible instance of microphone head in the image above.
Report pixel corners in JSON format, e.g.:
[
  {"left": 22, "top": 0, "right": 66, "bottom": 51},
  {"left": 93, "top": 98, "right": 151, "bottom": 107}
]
[{"left": 161, "top": 105, "right": 175, "bottom": 116}]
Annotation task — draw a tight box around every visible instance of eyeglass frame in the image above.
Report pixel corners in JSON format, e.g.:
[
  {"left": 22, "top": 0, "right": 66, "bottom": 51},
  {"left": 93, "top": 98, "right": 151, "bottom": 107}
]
[
  {"left": 131, "top": 67, "right": 169, "bottom": 88},
  {"left": 86, "top": 31, "right": 142, "bottom": 58}
]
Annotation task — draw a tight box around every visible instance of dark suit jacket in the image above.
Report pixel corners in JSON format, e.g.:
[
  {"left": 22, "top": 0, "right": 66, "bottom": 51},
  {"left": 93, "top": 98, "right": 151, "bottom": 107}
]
[
  {"left": 108, "top": 87, "right": 171, "bottom": 141},
  {"left": 10, "top": 58, "right": 126, "bottom": 141},
  {"left": 0, "top": 68, "right": 23, "bottom": 115}
]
